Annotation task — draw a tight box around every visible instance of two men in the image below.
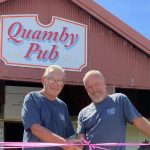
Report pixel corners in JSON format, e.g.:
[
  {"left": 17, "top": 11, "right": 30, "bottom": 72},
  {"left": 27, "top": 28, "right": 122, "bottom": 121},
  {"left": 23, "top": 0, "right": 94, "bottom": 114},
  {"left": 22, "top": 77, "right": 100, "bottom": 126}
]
[{"left": 22, "top": 66, "right": 150, "bottom": 150}]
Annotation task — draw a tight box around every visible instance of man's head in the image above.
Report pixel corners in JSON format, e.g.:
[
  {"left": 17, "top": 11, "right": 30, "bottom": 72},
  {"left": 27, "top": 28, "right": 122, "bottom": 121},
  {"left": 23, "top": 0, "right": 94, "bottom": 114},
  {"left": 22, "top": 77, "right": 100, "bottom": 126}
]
[
  {"left": 83, "top": 70, "right": 108, "bottom": 103},
  {"left": 42, "top": 65, "right": 65, "bottom": 100}
]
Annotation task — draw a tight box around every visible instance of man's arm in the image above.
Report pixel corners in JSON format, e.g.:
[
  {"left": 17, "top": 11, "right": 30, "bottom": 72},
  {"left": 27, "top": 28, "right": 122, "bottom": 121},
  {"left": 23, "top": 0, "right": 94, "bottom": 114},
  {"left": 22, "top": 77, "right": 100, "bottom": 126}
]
[
  {"left": 133, "top": 117, "right": 150, "bottom": 138},
  {"left": 31, "top": 124, "right": 66, "bottom": 143},
  {"left": 31, "top": 124, "right": 81, "bottom": 150}
]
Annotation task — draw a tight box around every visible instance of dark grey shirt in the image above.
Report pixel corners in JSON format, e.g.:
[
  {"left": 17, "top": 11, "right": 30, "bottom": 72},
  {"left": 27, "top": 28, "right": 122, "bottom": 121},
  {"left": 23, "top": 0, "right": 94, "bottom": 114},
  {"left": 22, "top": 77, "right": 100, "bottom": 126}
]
[
  {"left": 77, "top": 93, "right": 142, "bottom": 150},
  {"left": 22, "top": 91, "right": 75, "bottom": 150}
]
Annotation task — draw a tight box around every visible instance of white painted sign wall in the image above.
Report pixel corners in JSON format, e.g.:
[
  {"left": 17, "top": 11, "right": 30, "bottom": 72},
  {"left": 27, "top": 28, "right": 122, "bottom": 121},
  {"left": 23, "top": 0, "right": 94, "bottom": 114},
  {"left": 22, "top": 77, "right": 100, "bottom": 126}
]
[{"left": 4, "top": 86, "right": 41, "bottom": 120}]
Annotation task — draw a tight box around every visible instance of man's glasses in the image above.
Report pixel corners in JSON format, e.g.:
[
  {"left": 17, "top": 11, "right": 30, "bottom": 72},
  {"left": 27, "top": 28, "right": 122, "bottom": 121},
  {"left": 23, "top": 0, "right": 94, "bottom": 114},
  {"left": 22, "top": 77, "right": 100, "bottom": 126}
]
[{"left": 47, "top": 78, "right": 64, "bottom": 85}]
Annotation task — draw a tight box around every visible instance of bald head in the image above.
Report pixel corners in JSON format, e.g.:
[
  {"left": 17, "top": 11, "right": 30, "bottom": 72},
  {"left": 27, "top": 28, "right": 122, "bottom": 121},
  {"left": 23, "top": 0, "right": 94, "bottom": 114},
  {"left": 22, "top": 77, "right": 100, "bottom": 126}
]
[{"left": 83, "top": 70, "right": 106, "bottom": 86}]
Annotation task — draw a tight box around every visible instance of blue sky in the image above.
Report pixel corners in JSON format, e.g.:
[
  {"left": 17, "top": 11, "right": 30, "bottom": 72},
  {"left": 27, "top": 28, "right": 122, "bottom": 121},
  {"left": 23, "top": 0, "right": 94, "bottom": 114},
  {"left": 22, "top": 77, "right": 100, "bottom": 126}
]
[{"left": 95, "top": 0, "right": 150, "bottom": 40}]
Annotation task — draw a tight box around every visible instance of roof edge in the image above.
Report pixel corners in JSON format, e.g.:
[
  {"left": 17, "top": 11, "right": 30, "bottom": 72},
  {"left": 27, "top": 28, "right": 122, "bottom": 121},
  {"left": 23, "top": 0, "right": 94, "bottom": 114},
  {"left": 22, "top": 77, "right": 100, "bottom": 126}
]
[{"left": 71, "top": 0, "right": 150, "bottom": 56}]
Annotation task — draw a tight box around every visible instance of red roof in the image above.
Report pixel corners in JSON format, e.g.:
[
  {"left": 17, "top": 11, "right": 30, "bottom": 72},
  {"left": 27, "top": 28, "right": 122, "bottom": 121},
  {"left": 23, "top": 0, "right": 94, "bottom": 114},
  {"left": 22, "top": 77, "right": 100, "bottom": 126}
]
[{"left": 71, "top": 0, "right": 150, "bottom": 56}]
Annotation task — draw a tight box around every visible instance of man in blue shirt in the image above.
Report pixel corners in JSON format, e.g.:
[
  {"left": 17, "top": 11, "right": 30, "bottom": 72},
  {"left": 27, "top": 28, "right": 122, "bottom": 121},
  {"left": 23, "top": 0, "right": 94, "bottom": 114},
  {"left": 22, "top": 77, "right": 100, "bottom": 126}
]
[
  {"left": 77, "top": 70, "right": 150, "bottom": 150},
  {"left": 22, "top": 65, "right": 80, "bottom": 150}
]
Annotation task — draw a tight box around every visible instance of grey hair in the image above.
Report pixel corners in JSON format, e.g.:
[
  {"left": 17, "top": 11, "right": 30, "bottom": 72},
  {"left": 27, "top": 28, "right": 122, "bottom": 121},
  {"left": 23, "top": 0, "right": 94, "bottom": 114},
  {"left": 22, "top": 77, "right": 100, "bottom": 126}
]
[
  {"left": 83, "top": 70, "right": 106, "bottom": 85},
  {"left": 43, "top": 65, "right": 65, "bottom": 77}
]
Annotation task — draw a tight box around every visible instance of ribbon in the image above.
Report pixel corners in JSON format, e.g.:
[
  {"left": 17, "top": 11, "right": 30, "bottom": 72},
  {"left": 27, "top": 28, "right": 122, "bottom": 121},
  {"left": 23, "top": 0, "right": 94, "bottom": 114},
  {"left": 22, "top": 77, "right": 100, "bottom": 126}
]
[
  {"left": 0, "top": 141, "right": 150, "bottom": 149},
  {"left": 81, "top": 137, "right": 110, "bottom": 150}
]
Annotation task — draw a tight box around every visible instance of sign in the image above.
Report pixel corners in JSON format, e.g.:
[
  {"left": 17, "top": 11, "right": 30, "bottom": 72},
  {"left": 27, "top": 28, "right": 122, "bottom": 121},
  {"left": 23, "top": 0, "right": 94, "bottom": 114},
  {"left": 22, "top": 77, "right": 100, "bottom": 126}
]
[
  {"left": 0, "top": 15, "right": 87, "bottom": 71},
  {"left": 4, "top": 86, "right": 41, "bottom": 120}
]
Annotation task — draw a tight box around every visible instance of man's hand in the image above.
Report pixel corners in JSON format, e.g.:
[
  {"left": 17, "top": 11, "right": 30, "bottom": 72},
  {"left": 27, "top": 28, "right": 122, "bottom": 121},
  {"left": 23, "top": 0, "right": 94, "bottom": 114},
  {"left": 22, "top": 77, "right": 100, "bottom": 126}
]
[{"left": 63, "top": 139, "right": 83, "bottom": 150}]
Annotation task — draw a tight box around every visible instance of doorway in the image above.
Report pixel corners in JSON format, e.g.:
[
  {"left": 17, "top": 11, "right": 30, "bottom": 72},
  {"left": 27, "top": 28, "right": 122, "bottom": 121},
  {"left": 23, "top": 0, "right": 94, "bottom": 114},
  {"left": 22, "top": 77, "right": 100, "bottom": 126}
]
[{"left": 116, "top": 88, "right": 150, "bottom": 118}]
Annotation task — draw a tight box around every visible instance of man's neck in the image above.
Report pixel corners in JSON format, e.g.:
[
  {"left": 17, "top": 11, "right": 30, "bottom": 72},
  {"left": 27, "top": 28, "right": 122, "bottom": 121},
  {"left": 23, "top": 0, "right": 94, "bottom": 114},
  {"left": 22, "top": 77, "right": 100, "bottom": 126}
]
[{"left": 39, "top": 90, "right": 56, "bottom": 101}]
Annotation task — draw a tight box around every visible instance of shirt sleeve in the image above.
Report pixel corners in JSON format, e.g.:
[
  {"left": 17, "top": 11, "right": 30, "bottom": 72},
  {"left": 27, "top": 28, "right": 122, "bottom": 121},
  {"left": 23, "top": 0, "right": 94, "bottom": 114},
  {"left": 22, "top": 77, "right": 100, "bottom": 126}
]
[
  {"left": 121, "top": 94, "right": 142, "bottom": 123},
  {"left": 21, "top": 92, "right": 41, "bottom": 131},
  {"left": 77, "top": 110, "right": 86, "bottom": 134}
]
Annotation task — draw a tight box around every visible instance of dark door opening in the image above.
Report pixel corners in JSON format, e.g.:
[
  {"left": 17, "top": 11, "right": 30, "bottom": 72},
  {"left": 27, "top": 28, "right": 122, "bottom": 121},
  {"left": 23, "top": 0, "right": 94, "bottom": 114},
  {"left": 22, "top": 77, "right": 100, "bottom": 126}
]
[
  {"left": 59, "top": 84, "right": 91, "bottom": 116},
  {"left": 116, "top": 88, "right": 150, "bottom": 118},
  {"left": 4, "top": 122, "right": 24, "bottom": 142}
]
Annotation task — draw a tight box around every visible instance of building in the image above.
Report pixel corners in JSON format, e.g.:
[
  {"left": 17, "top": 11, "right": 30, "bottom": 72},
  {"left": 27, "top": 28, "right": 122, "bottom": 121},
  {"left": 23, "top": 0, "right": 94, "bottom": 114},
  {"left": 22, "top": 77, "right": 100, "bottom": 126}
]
[{"left": 0, "top": 0, "right": 150, "bottom": 148}]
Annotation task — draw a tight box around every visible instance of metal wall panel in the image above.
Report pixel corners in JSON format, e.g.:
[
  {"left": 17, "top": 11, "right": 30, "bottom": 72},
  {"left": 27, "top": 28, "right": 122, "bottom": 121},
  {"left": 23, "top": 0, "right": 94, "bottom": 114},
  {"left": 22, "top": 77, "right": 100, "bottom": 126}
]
[
  {"left": 87, "top": 16, "right": 150, "bottom": 89},
  {"left": 0, "top": 0, "right": 150, "bottom": 89}
]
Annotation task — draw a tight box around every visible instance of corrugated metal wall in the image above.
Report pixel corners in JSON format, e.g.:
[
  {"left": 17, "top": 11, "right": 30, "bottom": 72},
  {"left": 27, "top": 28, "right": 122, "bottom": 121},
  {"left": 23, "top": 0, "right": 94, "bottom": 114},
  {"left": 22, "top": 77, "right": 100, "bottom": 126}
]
[
  {"left": 0, "top": 0, "right": 150, "bottom": 89},
  {"left": 88, "top": 16, "right": 150, "bottom": 89}
]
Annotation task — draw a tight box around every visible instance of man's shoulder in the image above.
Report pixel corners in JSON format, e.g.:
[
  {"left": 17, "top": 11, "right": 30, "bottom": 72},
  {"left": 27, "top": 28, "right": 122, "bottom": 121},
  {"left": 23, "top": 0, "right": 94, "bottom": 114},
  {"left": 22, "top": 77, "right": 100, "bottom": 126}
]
[
  {"left": 80, "top": 103, "right": 93, "bottom": 113},
  {"left": 24, "top": 91, "right": 43, "bottom": 104},
  {"left": 25, "top": 91, "right": 39, "bottom": 97},
  {"left": 110, "top": 93, "right": 127, "bottom": 99},
  {"left": 109, "top": 93, "right": 129, "bottom": 105},
  {"left": 56, "top": 97, "right": 68, "bottom": 107}
]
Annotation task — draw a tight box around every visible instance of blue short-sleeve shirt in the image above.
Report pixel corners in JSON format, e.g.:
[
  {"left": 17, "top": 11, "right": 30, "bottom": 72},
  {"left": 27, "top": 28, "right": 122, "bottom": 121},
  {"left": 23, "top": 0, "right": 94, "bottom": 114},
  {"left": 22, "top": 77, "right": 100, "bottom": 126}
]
[
  {"left": 77, "top": 93, "right": 142, "bottom": 150},
  {"left": 22, "top": 91, "right": 75, "bottom": 150}
]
